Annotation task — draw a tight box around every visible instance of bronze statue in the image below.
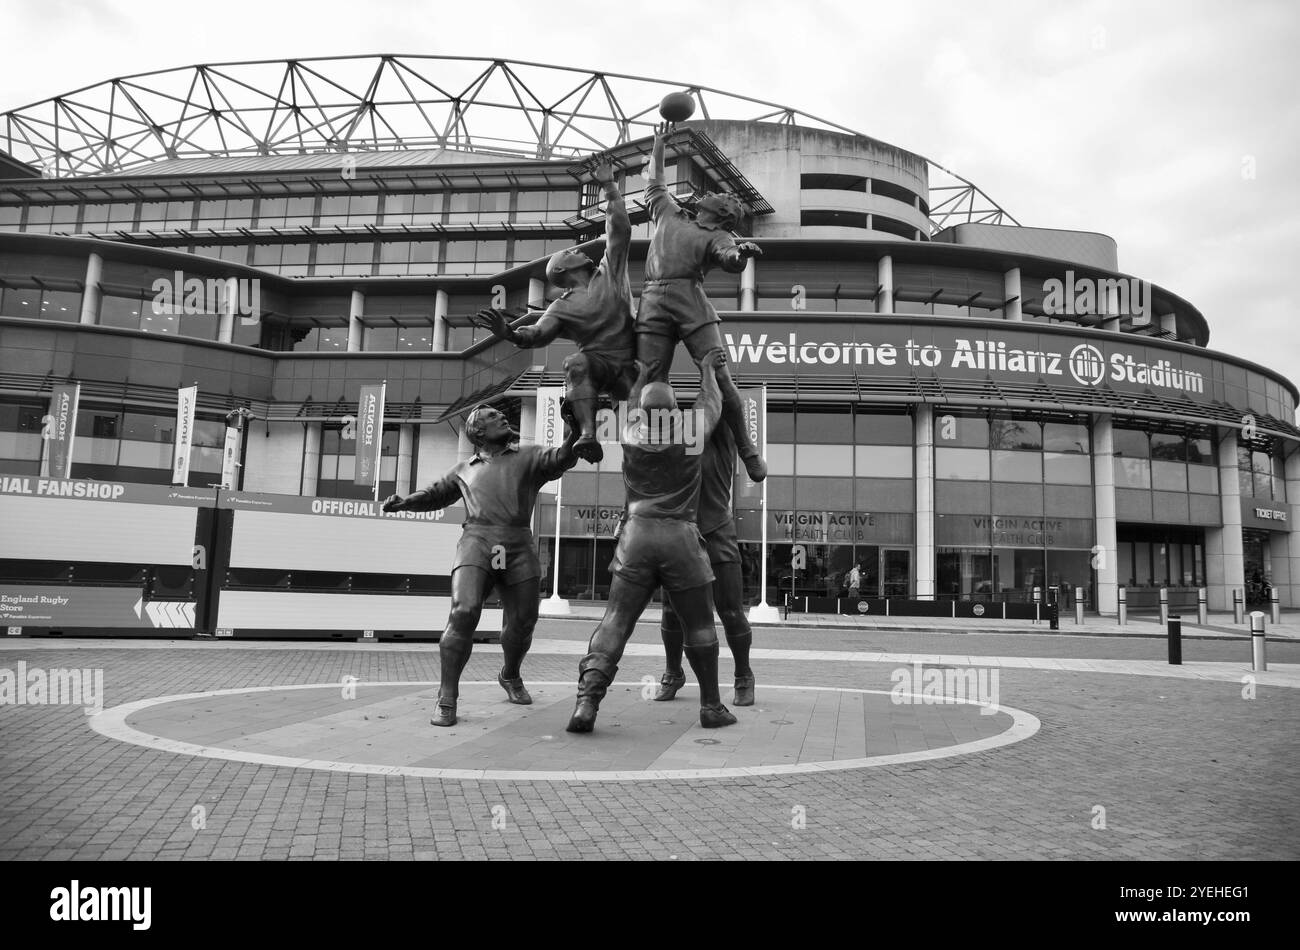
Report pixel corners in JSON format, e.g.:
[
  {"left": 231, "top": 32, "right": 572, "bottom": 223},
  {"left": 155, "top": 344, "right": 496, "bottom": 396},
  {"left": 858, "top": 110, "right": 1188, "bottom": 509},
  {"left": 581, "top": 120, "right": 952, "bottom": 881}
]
[
  {"left": 636, "top": 125, "right": 767, "bottom": 483},
  {"left": 566, "top": 352, "right": 738, "bottom": 733},
  {"left": 656, "top": 419, "right": 754, "bottom": 706},
  {"left": 472, "top": 161, "right": 634, "bottom": 464},
  {"left": 382, "top": 404, "right": 578, "bottom": 726}
]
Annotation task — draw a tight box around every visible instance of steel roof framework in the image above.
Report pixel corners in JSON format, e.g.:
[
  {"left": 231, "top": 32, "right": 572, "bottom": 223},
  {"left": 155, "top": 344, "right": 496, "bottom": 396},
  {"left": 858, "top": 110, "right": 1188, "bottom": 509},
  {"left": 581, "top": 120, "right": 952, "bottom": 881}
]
[{"left": 1, "top": 55, "right": 1018, "bottom": 234}]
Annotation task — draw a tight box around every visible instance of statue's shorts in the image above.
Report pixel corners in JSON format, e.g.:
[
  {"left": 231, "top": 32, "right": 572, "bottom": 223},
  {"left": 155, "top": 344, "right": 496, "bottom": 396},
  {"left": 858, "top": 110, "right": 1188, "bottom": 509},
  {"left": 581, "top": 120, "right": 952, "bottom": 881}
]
[
  {"left": 609, "top": 517, "right": 715, "bottom": 592},
  {"left": 636, "top": 278, "right": 721, "bottom": 348},
  {"left": 702, "top": 518, "right": 741, "bottom": 566},
  {"left": 565, "top": 347, "right": 637, "bottom": 400},
  {"left": 454, "top": 524, "right": 540, "bottom": 586}
]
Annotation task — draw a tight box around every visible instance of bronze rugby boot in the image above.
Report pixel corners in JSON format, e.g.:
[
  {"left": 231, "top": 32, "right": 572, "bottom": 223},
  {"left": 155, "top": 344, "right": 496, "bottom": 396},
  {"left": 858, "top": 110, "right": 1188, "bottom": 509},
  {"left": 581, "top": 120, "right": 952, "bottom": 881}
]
[
  {"left": 566, "top": 653, "right": 618, "bottom": 733},
  {"left": 684, "top": 641, "right": 737, "bottom": 728},
  {"left": 732, "top": 674, "right": 756, "bottom": 707},
  {"left": 430, "top": 694, "right": 457, "bottom": 727},
  {"left": 653, "top": 669, "right": 687, "bottom": 701},
  {"left": 498, "top": 669, "right": 533, "bottom": 705}
]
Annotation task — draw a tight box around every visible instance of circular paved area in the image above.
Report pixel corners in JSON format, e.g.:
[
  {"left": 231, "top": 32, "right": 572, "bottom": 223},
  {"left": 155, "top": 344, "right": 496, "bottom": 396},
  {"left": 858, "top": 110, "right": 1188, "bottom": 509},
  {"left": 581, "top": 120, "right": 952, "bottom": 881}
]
[{"left": 90, "top": 680, "right": 1038, "bottom": 781}]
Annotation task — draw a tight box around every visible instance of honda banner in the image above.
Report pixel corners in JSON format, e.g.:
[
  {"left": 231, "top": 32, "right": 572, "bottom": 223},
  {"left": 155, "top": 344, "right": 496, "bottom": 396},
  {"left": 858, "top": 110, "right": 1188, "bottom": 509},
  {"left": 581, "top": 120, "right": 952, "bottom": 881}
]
[
  {"left": 534, "top": 387, "right": 565, "bottom": 495},
  {"left": 353, "top": 383, "right": 386, "bottom": 490},
  {"left": 171, "top": 385, "right": 197, "bottom": 486},
  {"left": 41, "top": 383, "right": 80, "bottom": 479}
]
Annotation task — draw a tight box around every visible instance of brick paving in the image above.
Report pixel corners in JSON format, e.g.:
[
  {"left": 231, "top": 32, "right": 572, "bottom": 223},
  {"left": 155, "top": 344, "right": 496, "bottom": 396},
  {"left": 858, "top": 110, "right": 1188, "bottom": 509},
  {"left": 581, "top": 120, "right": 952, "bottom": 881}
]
[{"left": 1, "top": 624, "right": 1298, "bottom": 860}]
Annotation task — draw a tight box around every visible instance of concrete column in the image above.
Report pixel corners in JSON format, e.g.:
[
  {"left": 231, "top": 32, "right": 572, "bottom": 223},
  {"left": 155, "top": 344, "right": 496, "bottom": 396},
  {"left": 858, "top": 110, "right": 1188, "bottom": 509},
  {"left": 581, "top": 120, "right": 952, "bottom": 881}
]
[
  {"left": 80, "top": 252, "right": 103, "bottom": 325},
  {"left": 877, "top": 254, "right": 894, "bottom": 314},
  {"left": 1091, "top": 414, "right": 1119, "bottom": 615},
  {"left": 396, "top": 423, "right": 415, "bottom": 495},
  {"left": 432, "top": 289, "right": 449, "bottom": 352},
  {"left": 1003, "top": 267, "right": 1022, "bottom": 322},
  {"left": 528, "top": 277, "right": 546, "bottom": 309},
  {"left": 1272, "top": 447, "right": 1300, "bottom": 608},
  {"left": 914, "top": 404, "right": 934, "bottom": 599},
  {"left": 217, "top": 277, "right": 236, "bottom": 343},
  {"left": 520, "top": 400, "right": 537, "bottom": 446},
  {"left": 301, "top": 421, "right": 323, "bottom": 496},
  {"left": 1205, "top": 427, "right": 1245, "bottom": 611},
  {"left": 1160, "top": 312, "right": 1177, "bottom": 338},
  {"left": 739, "top": 257, "right": 757, "bottom": 312},
  {"left": 346, "top": 290, "right": 364, "bottom": 352}
]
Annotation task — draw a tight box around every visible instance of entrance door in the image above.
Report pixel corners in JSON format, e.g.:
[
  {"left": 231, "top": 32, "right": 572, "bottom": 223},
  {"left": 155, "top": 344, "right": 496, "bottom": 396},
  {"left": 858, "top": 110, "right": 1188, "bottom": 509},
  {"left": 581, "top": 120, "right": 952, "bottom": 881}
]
[{"left": 882, "top": 548, "right": 911, "bottom": 598}]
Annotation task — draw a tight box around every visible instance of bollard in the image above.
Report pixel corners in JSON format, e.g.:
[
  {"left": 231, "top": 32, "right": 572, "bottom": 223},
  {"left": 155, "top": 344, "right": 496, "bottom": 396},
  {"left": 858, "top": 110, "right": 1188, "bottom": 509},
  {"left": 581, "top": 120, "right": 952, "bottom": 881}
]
[
  {"left": 1167, "top": 615, "right": 1182, "bottom": 665},
  {"left": 1158, "top": 587, "right": 1168, "bottom": 625},
  {"left": 1197, "top": 587, "right": 1208, "bottom": 626},
  {"left": 1117, "top": 585, "right": 1127, "bottom": 626},
  {"left": 1250, "top": 611, "right": 1267, "bottom": 671},
  {"left": 1049, "top": 599, "right": 1060, "bottom": 631},
  {"left": 1271, "top": 586, "right": 1280, "bottom": 625},
  {"left": 1232, "top": 588, "right": 1244, "bottom": 625},
  {"left": 1075, "top": 586, "right": 1085, "bottom": 625},
  {"left": 1032, "top": 586, "right": 1041, "bottom": 625}
]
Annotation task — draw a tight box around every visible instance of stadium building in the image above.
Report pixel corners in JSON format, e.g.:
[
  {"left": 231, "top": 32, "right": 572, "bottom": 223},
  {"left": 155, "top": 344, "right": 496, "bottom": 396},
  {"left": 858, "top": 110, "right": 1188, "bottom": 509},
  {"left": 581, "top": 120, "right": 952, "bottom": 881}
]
[{"left": 0, "top": 56, "right": 1296, "bottom": 636}]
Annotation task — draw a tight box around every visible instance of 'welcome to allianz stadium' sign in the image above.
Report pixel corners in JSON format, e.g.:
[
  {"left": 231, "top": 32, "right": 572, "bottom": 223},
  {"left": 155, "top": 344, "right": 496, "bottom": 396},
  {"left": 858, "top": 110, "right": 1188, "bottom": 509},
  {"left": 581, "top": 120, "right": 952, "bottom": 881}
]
[{"left": 661, "top": 320, "right": 1290, "bottom": 412}]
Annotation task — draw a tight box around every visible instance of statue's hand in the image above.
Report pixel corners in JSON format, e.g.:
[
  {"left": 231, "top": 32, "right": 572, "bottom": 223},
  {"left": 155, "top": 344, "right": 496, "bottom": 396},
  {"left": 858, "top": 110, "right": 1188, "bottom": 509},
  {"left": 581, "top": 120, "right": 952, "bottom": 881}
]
[
  {"left": 559, "top": 398, "right": 578, "bottom": 436},
  {"left": 470, "top": 308, "right": 514, "bottom": 340},
  {"left": 592, "top": 160, "right": 615, "bottom": 186},
  {"left": 736, "top": 241, "right": 763, "bottom": 259},
  {"left": 381, "top": 494, "right": 403, "bottom": 513}
]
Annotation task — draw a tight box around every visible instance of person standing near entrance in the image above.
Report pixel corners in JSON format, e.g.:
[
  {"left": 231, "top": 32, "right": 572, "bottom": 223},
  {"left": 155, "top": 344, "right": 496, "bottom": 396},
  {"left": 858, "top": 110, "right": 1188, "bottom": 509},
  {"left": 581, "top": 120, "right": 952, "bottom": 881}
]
[{"left": 846, "top": 563, "right": 862, "bottom": 597}]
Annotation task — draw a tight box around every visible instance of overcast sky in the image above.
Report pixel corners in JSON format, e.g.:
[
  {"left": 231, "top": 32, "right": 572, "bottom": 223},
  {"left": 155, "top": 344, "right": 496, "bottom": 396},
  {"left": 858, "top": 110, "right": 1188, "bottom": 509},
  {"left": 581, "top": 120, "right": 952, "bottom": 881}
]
[{"left": 4, "top": 0, "right": 1297, "bottom": 388}]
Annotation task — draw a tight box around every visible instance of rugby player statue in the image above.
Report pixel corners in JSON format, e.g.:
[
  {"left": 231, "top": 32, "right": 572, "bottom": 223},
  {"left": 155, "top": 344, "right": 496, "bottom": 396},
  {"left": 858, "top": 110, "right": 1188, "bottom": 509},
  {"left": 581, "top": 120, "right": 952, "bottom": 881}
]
[
  {"left": 471, "top": 160, "right": 634, "bottom": 464},
  {"left": 566, "top": 352, "right": 738, "bottom": 733},
  {"left": 637, "top": 124, "right": 767, "bottom": 484},
  {"left": 381, "top": 403, "right": 579, "bottom": 727},
  {"left": 655, "top": 418, "right": 755, "bottom": 707}
]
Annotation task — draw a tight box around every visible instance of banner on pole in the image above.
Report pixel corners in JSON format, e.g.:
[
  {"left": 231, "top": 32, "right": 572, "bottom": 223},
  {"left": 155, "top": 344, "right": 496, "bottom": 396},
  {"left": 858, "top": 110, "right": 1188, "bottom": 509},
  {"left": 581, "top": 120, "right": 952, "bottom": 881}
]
[
  {"left": 171, "top": 386, "right": 197, "bottom": 486},
  {"left": 353, "top": 384, "right": 385, "bottom": 488},
  {"left": 220, "top": 425, "right": 240, "bottom": 489},
  {"left": 535, "top": 386, "right": 565, "bottom": 495},
  {"left": 42, "top": 383, "right": 80, "bottom": 479},
  {"left": 735, "top": 386, "right": 766, "bottom": 502}
]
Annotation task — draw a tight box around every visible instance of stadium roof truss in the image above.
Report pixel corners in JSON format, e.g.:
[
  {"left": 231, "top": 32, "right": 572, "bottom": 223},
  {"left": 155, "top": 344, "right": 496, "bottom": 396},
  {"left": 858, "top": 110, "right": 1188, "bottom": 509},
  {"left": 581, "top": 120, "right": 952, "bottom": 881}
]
[{"left": 0, "top": 55, "right": 1018, "bottom": 234}]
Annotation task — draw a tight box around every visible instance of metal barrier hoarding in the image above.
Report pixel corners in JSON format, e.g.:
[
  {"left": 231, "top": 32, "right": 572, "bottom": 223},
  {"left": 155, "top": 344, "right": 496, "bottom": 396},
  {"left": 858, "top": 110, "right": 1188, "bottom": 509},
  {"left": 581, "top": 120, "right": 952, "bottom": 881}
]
[
  {"left": 0, "top": 475, "right": 215, "bottom": 637},
  {"left": 209, "top": 490, "right": 499, "bottom": 640}
]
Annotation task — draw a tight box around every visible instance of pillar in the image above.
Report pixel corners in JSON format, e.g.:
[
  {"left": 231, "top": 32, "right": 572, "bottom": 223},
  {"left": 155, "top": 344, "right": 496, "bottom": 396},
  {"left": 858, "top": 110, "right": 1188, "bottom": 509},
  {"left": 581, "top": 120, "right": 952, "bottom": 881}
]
[
  {"left": 432, "top": 289, "right": 449, "bottom": 352},
  {"left": 914, "top": 404, "right": 934, "bottom": 599},
  {"left": 1205, "top": 427, "right": 1245, "bottom": 611},
  {"left": 396, "top": 423, "right": 415, "bottom": 495},
  {"left": 1003, "top": 267, "right": 1022, "bottom": 322},
  {"left": 1091, "top": 414, "right": 1119, "bottom": 615},
  {"left": 217, "top": 276, "right": 236, "bottom": 343},
  {"left": 877, "top": 254, "right": 893, "bottom": 313},
  {"left": 740, "top": 257, "right": 757, "bottom": 312},
  {"left": 80, "top": 252, "right": 102, "bottom": 325},
  {"left": 301, "top": 421, "right": 323, "bottom": 496},
  {"left": 520, "top": 400, "right": 537, "bottom": 445},
  {"left": 346, "top": 289, "right": 364, "bottom": 352}
]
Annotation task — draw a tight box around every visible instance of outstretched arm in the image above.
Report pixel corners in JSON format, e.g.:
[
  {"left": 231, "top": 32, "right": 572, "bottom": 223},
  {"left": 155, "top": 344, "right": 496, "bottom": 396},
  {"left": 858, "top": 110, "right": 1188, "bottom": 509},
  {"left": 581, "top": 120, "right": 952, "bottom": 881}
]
[
  {"left": 695, "top": 349, "right": 725, "bottom": 439},
  {"left": 643, "top": 126, "right": 676, "bottom": 222},
  {"left": 595, "top": 161, "right": 631, "bottom": 268},
  {"left": 712, "top": 234, "right": 762, "bottom": 274},
  {"left": 471, "top": 306, "right": 564, "bottom": 349},
  {"left": 382, "top": 472, "right": 461, "bottom": 513},
  {"left": 536, "top": 400, "right": 583, "bottom": 479}
]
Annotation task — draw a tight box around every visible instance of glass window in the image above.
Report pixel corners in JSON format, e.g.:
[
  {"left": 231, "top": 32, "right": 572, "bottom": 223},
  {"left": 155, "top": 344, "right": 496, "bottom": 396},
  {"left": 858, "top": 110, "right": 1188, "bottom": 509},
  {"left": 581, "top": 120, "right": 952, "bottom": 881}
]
[
  {"left": 1114, "top": 457, "right": 1152, "bottom": 490},
  {"left": 768, "top": 410, "right": 795, "bottom": 442},
  {"left": 397, "top": 327, "right": 435, "bottom": 351},
  {"left": 98, "top": 293, "right": 143, "bottom": 329},
  {"left": 798, "top": 406, "right": 853, "bottom": 444},
  {"left": 989, "top": 417, "right": 1041, "bottom": 450},
  {"left": 794, "top": 444, "right": 852, "bottom": 476},
  {"left": 3, "top": 287, "right": 81, "bottom": 322},
  {"left": 293, "top": 327, "right": 350, "bottom": 352},
  {"left": 935, "top": 447, "right": 989, "bottom": 481},
  {"left": 1188, "top": 465, "right": 1218, "bottom": 494},
  {"left": 1150, "top": 432, "right": 1187, "bottom": 461},
  {"left": 1044, "top": 421, "right": 1089, "bottom": 454},
  {"left": 854, "top": 445, "right": 912, "bottom": 479},
  {"left": 1113, "top": 428, "right": 1150, "bottom": 459},
  {"left": 855, "top": 411, "right": 912, "bottom": 445},
  {"left": 936, "top": 412, "right": 988, "bottom": 448},
  {"left": 991, "top": 450, "right": 1042, "bottom": 482},
  {"left": 1152, "top": 460, "right": 1188, "bottom": 492},
  {"left": 1186, "top": 436, "right": 1214, "bottom": 465},
  {"left": 766, "top": 444, "right": 795, "bottom": 476},
  {"left": 1043, "top": 452, "right": 1091, "bottom": 485},
  {"left": 0, "top": 205, "right": 22, "bottom": 230},
  {"left": 363, "top": 325, "right": 398, "bottom": 351}
]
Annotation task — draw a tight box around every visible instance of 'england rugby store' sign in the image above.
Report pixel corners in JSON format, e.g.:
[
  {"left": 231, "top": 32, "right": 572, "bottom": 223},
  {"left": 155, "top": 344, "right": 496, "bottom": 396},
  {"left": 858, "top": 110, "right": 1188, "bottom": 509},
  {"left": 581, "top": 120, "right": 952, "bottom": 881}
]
[{"left": 680, "top": 320, "right": 1295, "bottom": 416}]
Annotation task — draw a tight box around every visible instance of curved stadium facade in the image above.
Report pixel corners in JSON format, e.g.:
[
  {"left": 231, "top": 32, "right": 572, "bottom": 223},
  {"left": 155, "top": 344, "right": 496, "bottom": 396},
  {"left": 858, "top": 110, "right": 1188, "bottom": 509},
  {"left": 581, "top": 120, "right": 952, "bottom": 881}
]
[{"left": 0, "top": 56, "right": 1296, "bottom": 634}]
